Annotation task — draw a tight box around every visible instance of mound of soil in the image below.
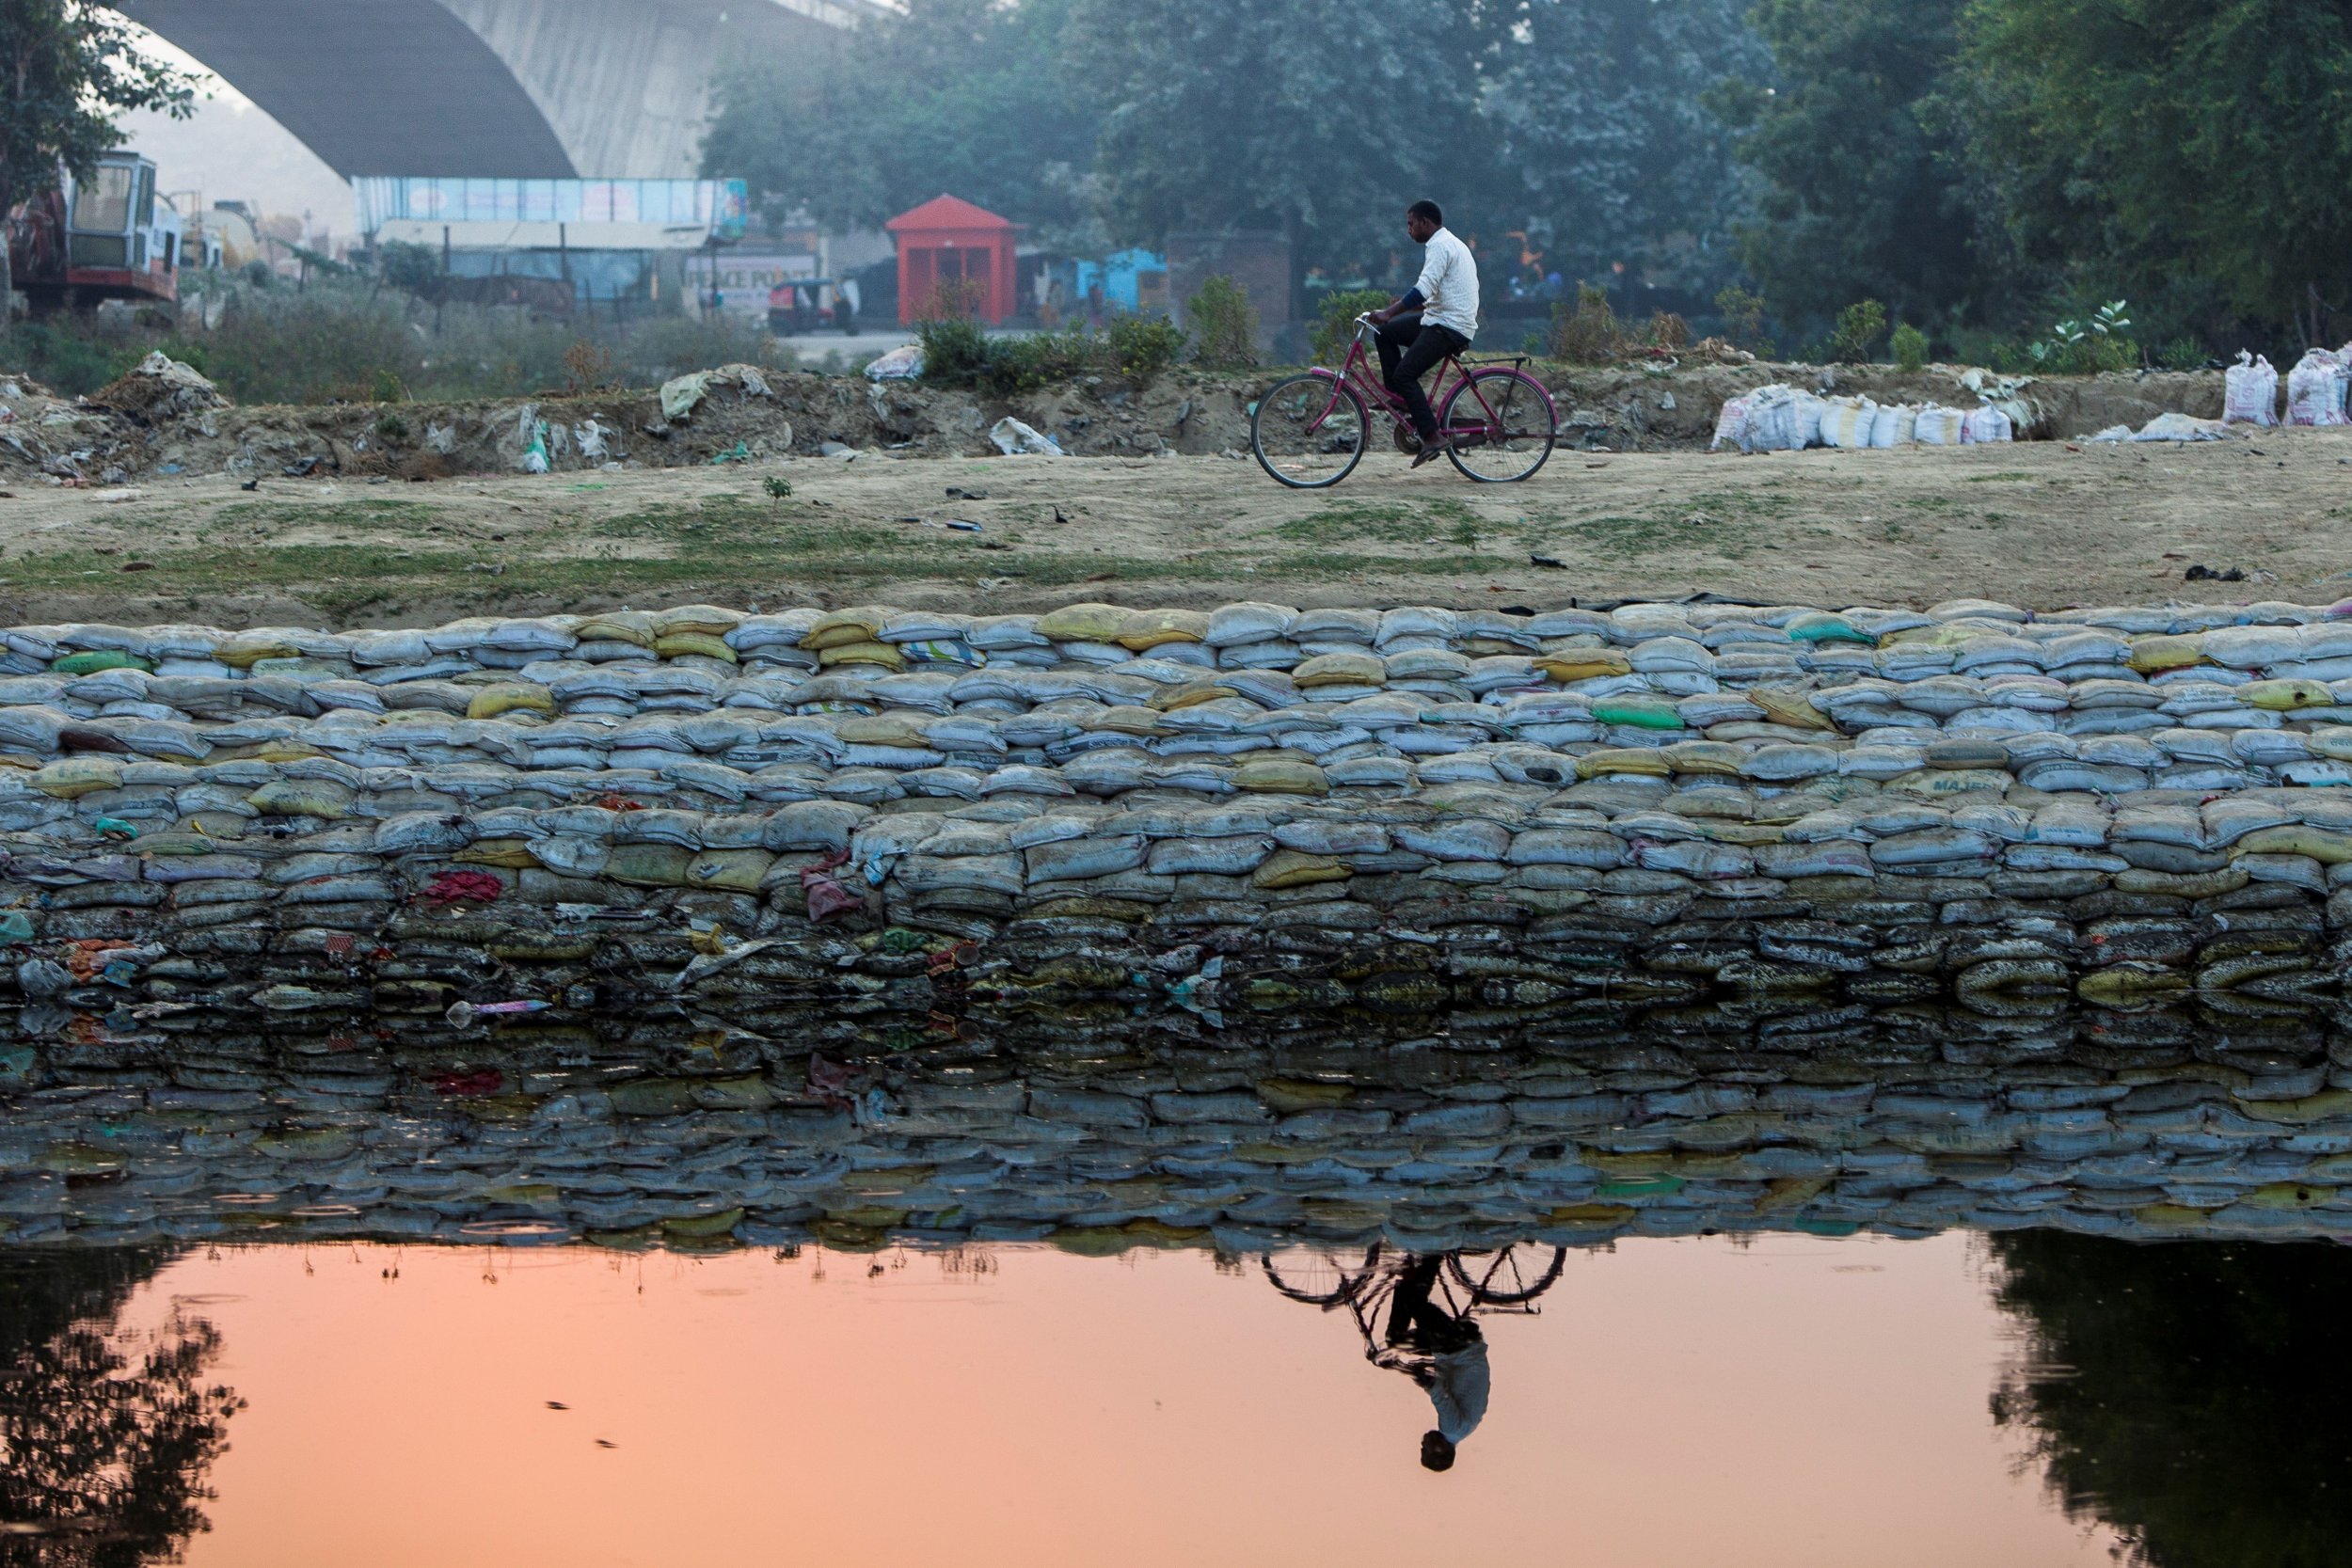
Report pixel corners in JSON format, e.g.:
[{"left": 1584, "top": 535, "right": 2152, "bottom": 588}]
[{"left": 0, "top": 352, "right": 2240, "bottom": 488}]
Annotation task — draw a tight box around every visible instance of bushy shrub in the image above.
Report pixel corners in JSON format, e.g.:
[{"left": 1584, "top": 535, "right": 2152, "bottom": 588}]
[
  {"left": 1187, "top": 276, "right": 1259, "bottom": 370},
  {"left": 1549, "top": 284, "right": 1626, "bottom": 363},
  {"left": 2028, "top": 300, "right": 2136, "bottom": 374},
  {"left": 1891, "top": 322, "right": 1930, "bottom": 372},
  {"left": 1713, "top": 285, "right": 1772, "bottom": 356},
  {"left": 915, "top": 315, "right": 992, "bottom": 386},
  {"left": 2156, "top": 337, "right": 2207, "bottom": 372},
  {"left": 1309, "top": 289, "right": 1393, "bottom": 367},
  {"left": 1829, "top": 299, "right": 1888, "bottom": 363},
  {"left": 1107, "top": 312, "right": 1185, "bottom": 378},
  {"left": 1643, "top": 310, "right": 1691, "bottom": 351}
]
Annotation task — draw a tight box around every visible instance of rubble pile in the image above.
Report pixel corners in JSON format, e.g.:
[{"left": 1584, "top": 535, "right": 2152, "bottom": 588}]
[
  {"left": 5, "top": 595, "right": 2352, "bottom": 1026},
  {"left": 0, "top": 350, "right": 2262, "bottom": 485}
]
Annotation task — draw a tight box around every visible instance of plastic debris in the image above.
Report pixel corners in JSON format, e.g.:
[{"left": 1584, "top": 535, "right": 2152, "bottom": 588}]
[
  {"left": 989, "top": 417, "right": 1063, "bottom": 456},
  {"left": 444, "top": 999, "right": 553, "bottom": 1028},
  {"left": 864, "top": 343, "right": 924, "bottom": 380}
]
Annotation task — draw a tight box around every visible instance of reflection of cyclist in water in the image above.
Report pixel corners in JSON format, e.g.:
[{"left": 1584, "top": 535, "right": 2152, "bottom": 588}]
[
  {"left": 1261, "top": 1243, "right": 1563, "bottom": 1474},
  {"left": 1377, "top": 1256, "right": 1490, "bottom": 1471}
]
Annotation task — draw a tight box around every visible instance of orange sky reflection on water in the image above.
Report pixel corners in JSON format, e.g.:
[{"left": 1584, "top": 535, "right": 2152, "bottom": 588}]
[{"left": 131, "top": 1231, "right": 2118, "bottom": 1568}]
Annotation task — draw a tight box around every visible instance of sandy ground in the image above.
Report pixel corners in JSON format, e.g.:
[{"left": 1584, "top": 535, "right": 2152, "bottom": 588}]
[{"left": 1, "top": 422, "right": 2344, "bottom": 627}]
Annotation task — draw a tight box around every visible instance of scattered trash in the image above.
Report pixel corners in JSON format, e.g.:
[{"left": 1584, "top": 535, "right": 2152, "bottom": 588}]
[
  {"left": 989, "top": 417, "right": 1063, "bottom": 456},
  {"left": 801, "top": 848, "right": 863, "bottom": 923},
  {"left": 83, "top": 352, "right": 224, "bottom": 422},
  {"left": 443, "top": 999, "right": 552, "bottom": 1028},
  {"left": 2185, "top": 563, "right": 2246, "bottom": 582},
  {"left": 708, "top": 440, "right": 752, "bottom": 466},
  {"left": 946, "top": 486, "right": 987, "bottom": 499},
  {"left": 2085, "top": 412, "right": 2232, "bottom": 443},
  {"left": 945, "top": 519, "right": 983, "bottom": 532},
  {"left": 282, "top": 455, "right": 326, "bottom": 478},
  {"left": 421, "top": 870, "right": 505, "bottom": 907}
]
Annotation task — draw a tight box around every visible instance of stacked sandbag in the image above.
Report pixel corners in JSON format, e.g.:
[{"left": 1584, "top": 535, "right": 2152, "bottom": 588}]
[
  {"left": 8, "top": 1010, "right": 2352, "bottom": 1251},
  {"left": 1730, "top": 385, "right": 2010, "bottom": 451},
  {"left": 10, "top": 596, "right": 2352, "bottom": 1020}
]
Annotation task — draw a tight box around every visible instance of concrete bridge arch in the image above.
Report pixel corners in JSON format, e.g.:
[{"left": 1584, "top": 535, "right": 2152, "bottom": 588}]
[{"left": 110, "top": 0, "right": 869, "bottom": 179}]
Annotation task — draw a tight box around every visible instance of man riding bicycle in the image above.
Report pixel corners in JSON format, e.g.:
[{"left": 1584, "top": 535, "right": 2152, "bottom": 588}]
[{"left": 1368, "top": 199, "right": 1480, "bottom": 468}]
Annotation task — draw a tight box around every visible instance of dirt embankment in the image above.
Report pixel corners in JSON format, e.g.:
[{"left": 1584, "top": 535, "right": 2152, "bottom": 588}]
[{"left": 0, "top": 353, "right": 2237, "bottom": 490}]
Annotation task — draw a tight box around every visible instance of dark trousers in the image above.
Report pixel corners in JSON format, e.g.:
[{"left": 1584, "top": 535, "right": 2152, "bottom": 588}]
[{"left": 1375, "top": 312, "right": 1469, "bottom": 440}]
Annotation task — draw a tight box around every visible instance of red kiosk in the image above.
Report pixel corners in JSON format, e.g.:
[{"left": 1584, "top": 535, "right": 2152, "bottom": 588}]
[{"left": 885, "top": 194, "right": 1018, "bottom": 325}]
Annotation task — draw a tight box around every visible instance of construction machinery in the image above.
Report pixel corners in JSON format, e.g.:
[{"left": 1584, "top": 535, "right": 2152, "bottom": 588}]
[{"left": 8, "top": 150, "right": 184, "bottom": 312}]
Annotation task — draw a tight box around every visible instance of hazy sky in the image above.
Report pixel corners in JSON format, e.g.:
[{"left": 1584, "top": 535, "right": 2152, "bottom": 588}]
[{"left": 119, "top": 30, "right": 355, "bottom": 236}]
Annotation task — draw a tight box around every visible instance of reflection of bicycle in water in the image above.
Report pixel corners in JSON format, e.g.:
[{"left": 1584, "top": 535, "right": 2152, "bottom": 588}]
[{"left": 1263, "top": 1243, "right": 1567, "bottom": 1471}]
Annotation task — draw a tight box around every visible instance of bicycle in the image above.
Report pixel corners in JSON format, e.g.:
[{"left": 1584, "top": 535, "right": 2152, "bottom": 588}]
[
  {"left": 1250, "top": 313, "right": 1559, "bottom": 489},
  {"left": 1261, "top": 1242, "right": 1568, "bottom": 1315}
]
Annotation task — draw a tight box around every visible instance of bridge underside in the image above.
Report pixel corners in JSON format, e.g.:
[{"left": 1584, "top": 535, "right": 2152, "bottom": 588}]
[
  {"left": 118, "top": 0, "right": 577, "bottom": 178},
  {"left": 116, "top": 0, "right": 841, "bottom": 180}
]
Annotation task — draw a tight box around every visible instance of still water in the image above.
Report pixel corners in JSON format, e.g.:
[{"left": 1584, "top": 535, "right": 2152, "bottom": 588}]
[
  {"left": 18, "top": 1226, "right": 2352, "bottom": 1567},
  {"left": 9, "top": 1007, "right": 2352, "bottom": 1565},
  {"left": 18, "top": 1233, "right": 2138, "bottom": 1568}
]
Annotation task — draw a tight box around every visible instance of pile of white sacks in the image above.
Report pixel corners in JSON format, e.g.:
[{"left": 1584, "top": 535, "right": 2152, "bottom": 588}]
[
  {"left": 1710, "top": 384, "right": 2018, "bottom": 452},
  {"left": 2227, "top": 349, "right": 2352, "bottom": 428}
]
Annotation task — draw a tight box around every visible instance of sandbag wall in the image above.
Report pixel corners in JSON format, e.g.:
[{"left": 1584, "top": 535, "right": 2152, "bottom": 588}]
[
  {"left": 9, "top": 1009, "right": 2352, "bottom": 1251},
  {"left": 8, "top": 595, "right": 2352, "bottom": 1022}
]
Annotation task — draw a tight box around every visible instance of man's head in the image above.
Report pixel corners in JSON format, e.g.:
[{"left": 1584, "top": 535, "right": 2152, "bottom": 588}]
[
  {"left": 1421, "top": 1431, "right": 1456, "bottom": 1472},
  {"left": 1406, "top": 200, "right": 1443, "bottom": 243}
]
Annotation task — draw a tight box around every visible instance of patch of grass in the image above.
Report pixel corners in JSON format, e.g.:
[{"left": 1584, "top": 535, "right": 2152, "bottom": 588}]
[
  {"left": 1274, "top": 497, "right": 1479, "bottom": 544},
  {"left": 1964, "top": 471, "right": 2035, "bottom": 483},
  {"left": 1519, "top": 487, "right": 1789, "bottom": 561},
  {"left": 213, "top": 499, "right": 443, "bottom": 531}
]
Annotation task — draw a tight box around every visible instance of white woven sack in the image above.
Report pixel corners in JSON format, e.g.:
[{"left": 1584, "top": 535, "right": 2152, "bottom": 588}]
[
  {"left": 2224, "top": 351, "right": 2279, "bottom": 425},
  {"left": 1820, "top": 396, "right": 1876, "bottom": 449},
  {"left": 1789, "top": 389, "right": 1827, "bottom": 448},
  {"left": 1709, "top": 394, "right": 1752, "bottom": 451},
  {"left": 1868, "top": 404, "right": 1917, "bottom": 447},
  {"left": 1914, "top": 404, "right": 1966, "bottom": 445},
  {"left": 2286, "top": 348, "right": 2349, "bottom": 427},
  {"left": 1737, "top": 385, "right": 1802, "bottom": 451},
  {"left": 1962, "top": 406, "right": 2014, "bottom": 443}
]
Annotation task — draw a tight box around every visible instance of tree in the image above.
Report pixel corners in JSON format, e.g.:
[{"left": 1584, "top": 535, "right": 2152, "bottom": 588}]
[
  {"left": 1991, "top": 1231, "right": 2352, "bottom": 1568},
  {"left": 0, "top": 2, "right": 199, "bottom": 309},
  {"left": 1953, "top": 0, "right": 2352, "bottom": 347},
  {"left": 1062, "top": 0, "right": 1490, "bottom": 280},
  {"left": 1710, "top": 0, "right": 1983, "bottom": 331},
  {"left": 703, "top": 0, "right": 1099, "bottom": 246},
  {"left": 0, "top": 1247, "right": 243, "bottom": 1568},
  {"left": 1480, "top": 0, "right": 1769, "bottom": 299}
]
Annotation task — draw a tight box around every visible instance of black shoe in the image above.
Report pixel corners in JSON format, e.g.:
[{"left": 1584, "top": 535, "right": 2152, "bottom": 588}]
[{"left": 1409, "top": 434, "right": 1452, "bottom": 467}]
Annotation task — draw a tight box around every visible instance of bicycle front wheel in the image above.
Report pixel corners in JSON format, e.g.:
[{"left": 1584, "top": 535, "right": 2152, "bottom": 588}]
[
  {"left": 1446, "top": 1243, "right": 1568, "bottom": 1305},
  {"left": 1252, "top": 372, "right": 1370, "bottom": 489},
  {"left": 1440, "top": 367, "right": 1558, "bottom": 483}
]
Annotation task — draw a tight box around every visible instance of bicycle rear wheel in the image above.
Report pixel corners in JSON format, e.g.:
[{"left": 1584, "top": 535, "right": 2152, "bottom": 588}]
[
  {"left": 1439, "top": 367, "right": 1557, "bottom": 483},
  {"left": 1252, "top": 372, "right": 1370, "bottom": 488},
  {"left": 1262, "top": 1245, "right": 1378, "bottom": 1305}
]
